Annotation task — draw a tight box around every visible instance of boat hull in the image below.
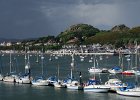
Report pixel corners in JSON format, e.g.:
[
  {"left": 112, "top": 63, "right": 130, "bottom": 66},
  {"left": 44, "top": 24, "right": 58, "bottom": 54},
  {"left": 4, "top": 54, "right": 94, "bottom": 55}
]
[
  {"left": 121, "top": 70, "right": 135, "bottom": 75},
  {"left": 3, "top": 76, "right": 15, "bottom": 82},
  {"left": 18, "top": 78, "right": 31, "bottom": 84},
  {"left": 0, "top": 74, "right": 3, "bottom": 81},
  {"left": 121, "top": 72, "right": 134, "bottom": 75},
  {"left": 117, "top": 90, "right": 140, "bottom": 97},
  {"left": 32, "top": 79, "right": 49, "bottom": 86},
  {"left": 84, "top": 85, "right": 110, "bottom": 93},
  {"left": 54, "top": 82, "right": 66, "bottom": 88},
  {"left": 67, "top": 85, "right": 83, "bottom": 90}
]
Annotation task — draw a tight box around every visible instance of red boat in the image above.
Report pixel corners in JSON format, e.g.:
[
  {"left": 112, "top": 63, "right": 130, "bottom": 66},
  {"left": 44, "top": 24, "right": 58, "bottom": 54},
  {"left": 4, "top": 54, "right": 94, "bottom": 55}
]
[{"left": 121, "top": 70, "right": 135, "bottom": 75}]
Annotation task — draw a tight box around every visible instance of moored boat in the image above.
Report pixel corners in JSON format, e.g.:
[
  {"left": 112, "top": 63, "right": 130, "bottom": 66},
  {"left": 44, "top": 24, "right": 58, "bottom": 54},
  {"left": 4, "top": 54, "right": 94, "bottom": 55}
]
[
  {"left": 32, "top": 76, "right": 49, "bottom": 86},
  {"left": 0, "top": 74, "right": 3, "bottom": 81},
  {"left": 105, "top": 78, "right": 127, "bottom": 92},
  {"left": 66, "top": 79, "right": 83, "bottom": 90},
  {"left": 88, "top": 67, "right": 102, "bottom": 74},
  {"left": 88, "top": 55, "right": 102, "bottom": 74},
  {"left": 108, "top": 66, "right": 122, "bottom": 74},
  {"left": 116, "top": 87, "right": 140, "bottom": 97},
  {"left": 121, "top": 70, "right": 135, "bottom": 75},
  {"left": 53, "top": 79, "right": 66, "bottom": 88},
  {"left": 84, "top": 79, "right": 110, "bottom": 92}
]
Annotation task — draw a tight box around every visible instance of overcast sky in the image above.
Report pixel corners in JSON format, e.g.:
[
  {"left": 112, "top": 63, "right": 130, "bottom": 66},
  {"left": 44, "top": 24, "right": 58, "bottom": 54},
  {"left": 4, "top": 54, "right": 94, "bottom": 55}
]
[{"left": 0, "top": 0, "right": 140, "bottom": 39}]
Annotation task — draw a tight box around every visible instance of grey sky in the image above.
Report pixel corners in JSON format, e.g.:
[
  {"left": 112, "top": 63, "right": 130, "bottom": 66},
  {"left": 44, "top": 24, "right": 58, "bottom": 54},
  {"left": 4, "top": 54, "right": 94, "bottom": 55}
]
[{"left": 0, "top": 0, "right": 140, "bottom": 39}]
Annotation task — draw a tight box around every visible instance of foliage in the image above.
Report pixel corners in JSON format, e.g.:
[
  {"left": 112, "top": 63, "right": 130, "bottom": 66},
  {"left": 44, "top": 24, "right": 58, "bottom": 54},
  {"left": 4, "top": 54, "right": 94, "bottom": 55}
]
[{"left": 57, "top": 24, "right": 100, "bottom": 44}]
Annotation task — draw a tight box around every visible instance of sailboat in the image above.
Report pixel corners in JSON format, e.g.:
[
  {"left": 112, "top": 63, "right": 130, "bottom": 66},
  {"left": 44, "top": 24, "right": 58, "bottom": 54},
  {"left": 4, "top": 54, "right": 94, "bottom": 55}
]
[
  {"left": 108, "top": 66, "right": 122, "bottom": 74},
  {"left": 108, "top": 51, "right": 123, "bottom": 74},
  {"left": 18, "top": 47, "right": 32, "bottom": 84},
  {"left": 18, "top": 47, "right": 31, "bottom": 84},
  {"left": 49, "top": 54, "right": 52, "bottom": 61},
  {"left": 3, "top": 51, "right": 19, "bottom": 83},
  {"left": 35, "top": 51, "right": 39, "bottom": 63},
  {"left": 84, "top": 70, "right": 110, "bottom": 92},
  {"left": 88, "top": 55, "right": 102, "bottom": 74},
  {"left": 116, "top": 41, "right": 140, "bottom": 97},
  {"left": 65, "top": 53, "right": 83, "bottom": 90},
  {"left": 53, "top": 64, "right": 66, "bottom": 88},
  {"left": 84, "top": 55, "right": 110, "bottom": 92},
  {"left": 84, "top": 78, "right": 110, "bottom": 92},
  {"left": 121, "top": 55, "right": 135, "bottom": 75},
  {"left": 116, "top": 77, "right": 140, "bottom": 97},
  {"left": 134, "top": 41, "right": 140, "bottom": 75},
  {"left": 0, "top": 54, "right": 3, "bottom": 81},
  {"left": 105, "top": 74, "right": 127, "bottom": 92},
  {"left": 32, "top": 49, "right": 49, "bottom": 86}
]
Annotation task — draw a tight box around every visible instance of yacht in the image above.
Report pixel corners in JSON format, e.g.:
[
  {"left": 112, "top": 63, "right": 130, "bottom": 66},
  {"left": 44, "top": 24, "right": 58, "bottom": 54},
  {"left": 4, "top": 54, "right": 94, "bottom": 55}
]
[
  {"left": 32, "top": 50, "right": 49, "bottom": 86},
  {"left": 84, "top": 79, "right": 110, "bottom": 92},
  {"left": 53, "top": 80, "right": 66, "bottom": 88},
  {"left": 3, "top": 73, "right": 19, "bottom": 83},
  {"left": 116, "top": 87, "right": 140, "bottom": 97},
  {"left": 32, "top": 76, "right": 49, "bottom": 86},
  {"left": 88, "top": 67, "right": 102, "bottom": 74},
  {"left": 121, "top": 70, "right": 135, "bottom": 75},
  {"left": 18, "top": 73, "right": 31, "bottom": 84},
  {"left": 105, "top": 78, "right": 126, "bottom": 92},
  {"left": 88, "top": 55, "right": 102, "bottom": 74},
  {"left": 66, "top": 79, "right": 83, "bottom": 90},
  {"left": 108, "top": 66, "right": 122, "bottom": 74},
  {"left": 66, "top": 54, "right": 83, "bottom": 90}
]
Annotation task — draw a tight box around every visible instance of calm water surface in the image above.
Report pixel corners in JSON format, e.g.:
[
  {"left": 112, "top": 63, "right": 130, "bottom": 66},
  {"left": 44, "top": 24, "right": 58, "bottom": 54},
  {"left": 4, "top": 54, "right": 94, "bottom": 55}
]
[{"left": 0, "top": 54, "right": 140, "bottom": 100}]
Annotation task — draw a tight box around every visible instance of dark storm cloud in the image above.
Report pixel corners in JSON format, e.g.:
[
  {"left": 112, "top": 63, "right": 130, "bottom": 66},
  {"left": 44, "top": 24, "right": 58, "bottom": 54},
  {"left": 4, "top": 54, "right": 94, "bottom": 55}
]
[
  {"left": 0, "top": 0, "right": 51, "bottom": 39},
  {"left": 0, "top": 0, "right": 140, "bottom": 39}
]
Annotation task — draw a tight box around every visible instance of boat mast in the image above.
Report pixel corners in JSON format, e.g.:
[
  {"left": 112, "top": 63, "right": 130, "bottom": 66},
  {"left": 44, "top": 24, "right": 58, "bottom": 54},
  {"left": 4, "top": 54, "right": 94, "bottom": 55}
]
[
  {"left": 41, "top": 48, "right": 44, "bottom": 75},
  {"left": 94, "top": 55, "right": 96, "bottom": 68},
  {"left": 57, "top": 64, "right": 60, "bottom": 80},
  {"left": 135, "top": 40, "right": 138, "bottom": 86},
  {"left": 27, "top": 47, "right": 31, "bottom": 78},
  {"left": 36, "top": 51, "right": 39, "bottom": 63},
  {"left": 135, "top": 41, "right": 138, "bottom": 70},
  {"left": 0, "top": 55, "right": 2, "bottom": 74},
  {"left": 70, "top": 53, "right": 74, "bottom": 79},
  {"left": 10, "top": 51, "right": 12, "bottom": 73},
  {"left": 25, "top": 47, "right": 27, "bottom": 73},
  {"left": 93, "top": 54, "right": 96, "bottom": 79}
]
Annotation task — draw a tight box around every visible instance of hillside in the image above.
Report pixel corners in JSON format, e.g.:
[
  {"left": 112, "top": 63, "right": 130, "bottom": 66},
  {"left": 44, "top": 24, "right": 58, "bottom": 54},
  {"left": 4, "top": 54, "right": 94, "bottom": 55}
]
[
  {"left": 1, "top": 23, "right": 140, "bottom": 50},
  {"left": 86, "top": 25, "right": 140, "bottom": 47},
  {"left": 57, "top": 24, "right": 100, "bottom": 44},
  {"left": 22, "top": 24, "right": 140, "bottom": 48},
  {"left": 111, "top": 24, "right": 130, "bottom": 32}
]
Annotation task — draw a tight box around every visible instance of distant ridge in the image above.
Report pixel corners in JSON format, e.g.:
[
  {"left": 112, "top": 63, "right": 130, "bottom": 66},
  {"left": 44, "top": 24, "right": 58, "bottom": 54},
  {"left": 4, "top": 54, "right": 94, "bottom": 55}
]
[
  {"left": 0, "top": 38, "right": 21, "bottom": 43},
  {"left": 0, "top": 37, "right": 38, "bottom": 43}
]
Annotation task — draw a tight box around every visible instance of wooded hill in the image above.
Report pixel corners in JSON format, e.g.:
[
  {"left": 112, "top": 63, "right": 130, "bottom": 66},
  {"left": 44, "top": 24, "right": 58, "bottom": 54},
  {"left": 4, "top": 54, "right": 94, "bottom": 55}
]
[
  {"left": 1, "top": 23, "right": 140, "bottom": 50},
  {"left": 55, "top": 24, "right": 140, "bottom": 47}
]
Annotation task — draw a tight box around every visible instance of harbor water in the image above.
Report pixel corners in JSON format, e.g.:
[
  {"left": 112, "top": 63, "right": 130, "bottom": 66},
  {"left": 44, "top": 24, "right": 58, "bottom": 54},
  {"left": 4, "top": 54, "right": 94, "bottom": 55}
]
[{"left": 0, "top": 54, "right": 140, "bottom": 100}]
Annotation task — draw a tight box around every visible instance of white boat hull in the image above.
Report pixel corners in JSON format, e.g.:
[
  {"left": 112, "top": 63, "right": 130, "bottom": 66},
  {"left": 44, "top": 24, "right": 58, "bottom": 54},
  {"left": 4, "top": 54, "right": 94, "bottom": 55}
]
[
  {"left": 18, "top": 78, "right": 31, "bottom": 84},
  {"left": 54, "top": 82, "right": 66, "bottom": 88},
  {"left": 117, "top": 89, "right": 140, "bottom": 97},
  {"left": 135, "top": 71, "right": 140, "bottom": 75},
  {"left": 88, "top": 69, "right": 102, "bottom": 74},
  {"left": 32, "top": 79, "right": 49, "bottom": 86},
  {"left": 84, "top": 85, "right": 110, "bottom": 92},
  {"left": 108, "top": 69, "right": 122, "bottom": 74},
  {"left": 105, "top": 79, "right": 127, "bottom": 92},
  {"left": 3, "top": 76, "right": 15, "bottom": 82},
  {"left": 67, "top": 85, "right": 83, "bottom": 90},
  {"left": 0, "top": 74, "right": 3, "bottom": 81},
  {"left": 18, "top": 75, "right": 31, "bottom": 84}
]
